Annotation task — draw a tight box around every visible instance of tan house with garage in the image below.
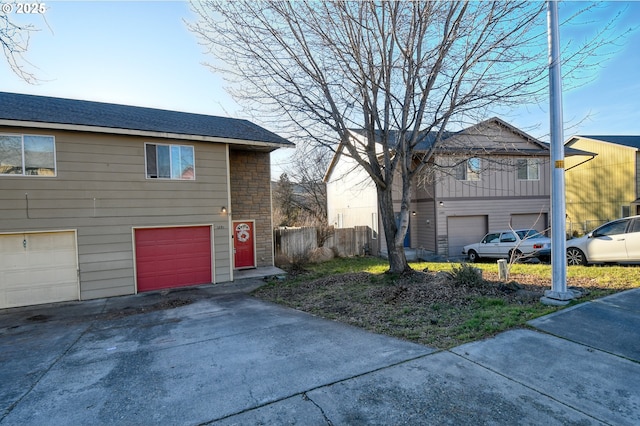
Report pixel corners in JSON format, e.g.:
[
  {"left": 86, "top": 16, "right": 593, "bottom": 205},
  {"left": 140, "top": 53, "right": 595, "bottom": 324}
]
[
  {"left": 0, "top": 92, "right": 293, "bottom": 309},
  {"left": 326, "top": 117, "right": 580, "bottom": 260}
]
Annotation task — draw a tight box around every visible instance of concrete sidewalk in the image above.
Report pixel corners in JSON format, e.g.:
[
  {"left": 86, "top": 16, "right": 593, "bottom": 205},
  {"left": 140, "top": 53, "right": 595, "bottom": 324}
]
[{"left": 0, "top": 282, "right": 638, "bottom": 425}]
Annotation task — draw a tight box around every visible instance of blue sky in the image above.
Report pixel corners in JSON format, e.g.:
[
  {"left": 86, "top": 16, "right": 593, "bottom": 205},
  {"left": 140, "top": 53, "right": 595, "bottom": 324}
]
[{"left": 2, "top": 1, "right": 639, "bottom": 174}]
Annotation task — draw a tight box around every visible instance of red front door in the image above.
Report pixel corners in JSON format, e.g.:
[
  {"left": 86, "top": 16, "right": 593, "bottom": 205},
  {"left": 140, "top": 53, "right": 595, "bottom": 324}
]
[{"left": 233, "top": 221, "right": 255, "bottom": 269}]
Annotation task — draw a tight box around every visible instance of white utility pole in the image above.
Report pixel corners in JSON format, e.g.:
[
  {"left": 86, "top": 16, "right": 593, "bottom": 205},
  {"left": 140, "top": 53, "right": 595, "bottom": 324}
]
[{"left": 542, "top": 0, "right": 574, "bottom": 306}]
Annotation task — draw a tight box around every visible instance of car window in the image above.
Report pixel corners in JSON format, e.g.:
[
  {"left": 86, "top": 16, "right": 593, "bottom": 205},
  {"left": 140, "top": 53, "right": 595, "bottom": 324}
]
[
  {"left": 482, "top": 233, "right": 500, "bottom": 243},
  {"left": 516, "top": 230, "right": 541, "bottom": 239},
  {"left": 594, "top": 219, "right": 629, "bottom": 237},
  {"left": 500, "top": 232, "right": 517, "bottom": 243},
  {"left": 630, "top": 219, "right": 640, "bottom": 234}
]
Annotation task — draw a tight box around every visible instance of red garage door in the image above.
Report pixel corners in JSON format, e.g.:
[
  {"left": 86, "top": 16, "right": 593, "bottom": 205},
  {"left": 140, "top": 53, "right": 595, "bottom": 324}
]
[{"left": 135, "top": 226, "right": 212, "bottom": 292}]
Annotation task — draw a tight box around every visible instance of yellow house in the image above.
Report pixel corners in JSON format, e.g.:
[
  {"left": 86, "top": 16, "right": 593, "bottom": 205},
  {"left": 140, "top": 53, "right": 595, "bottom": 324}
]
[{"left": 564, "top": 135, "right": 640, "bottom": 235}]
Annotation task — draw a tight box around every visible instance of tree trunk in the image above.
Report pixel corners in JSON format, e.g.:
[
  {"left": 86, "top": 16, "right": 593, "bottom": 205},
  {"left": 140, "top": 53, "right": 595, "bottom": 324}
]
[{"left": 378, "top": 186, "right": 411, "bottom": 274}]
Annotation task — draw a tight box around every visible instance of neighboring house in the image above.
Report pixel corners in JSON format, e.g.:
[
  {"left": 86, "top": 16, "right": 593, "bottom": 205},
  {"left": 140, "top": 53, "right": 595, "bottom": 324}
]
[
  {"left": 326, "top": 117, "right": 577, "bottom": 260},
  {"left": 565, "top": 135, "right": 640, "bottom": 235},
  {"left": 0, "top": 92, "right": 293, "bottom": 309}
]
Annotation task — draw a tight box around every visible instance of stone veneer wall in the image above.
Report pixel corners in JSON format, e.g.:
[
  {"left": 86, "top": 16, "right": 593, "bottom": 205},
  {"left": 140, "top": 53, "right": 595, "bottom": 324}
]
[{"left": 229, "top": 150, "right": 274, "bottom": 268}]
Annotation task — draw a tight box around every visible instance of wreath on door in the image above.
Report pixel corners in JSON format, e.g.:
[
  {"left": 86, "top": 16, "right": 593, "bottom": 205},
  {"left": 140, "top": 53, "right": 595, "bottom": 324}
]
[{"left": 235, "top": 223, "right": 250, "bottom": 243}]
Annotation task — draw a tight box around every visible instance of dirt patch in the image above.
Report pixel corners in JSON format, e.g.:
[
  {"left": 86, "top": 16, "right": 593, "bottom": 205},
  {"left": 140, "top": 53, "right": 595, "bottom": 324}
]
[{"left": 253, "top": 269, "right": 563, "bottom": 349}]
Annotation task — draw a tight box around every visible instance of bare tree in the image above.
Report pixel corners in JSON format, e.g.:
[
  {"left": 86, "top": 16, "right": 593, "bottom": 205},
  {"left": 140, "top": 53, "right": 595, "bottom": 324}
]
[
  {"left": 283, "top": 144, "right": 332, "bottom": 245},
  {"left": 273, "top": 145, "right": 333, "bottom": 243},
  {"left": 189, "top": 1, "right": 627, "bottom": 274},
  {"left": 272, "top": 173, "right": 298, "bottom": 227},
  {"left": 1, "top": 14, "right": 39, "bottom": 83}
]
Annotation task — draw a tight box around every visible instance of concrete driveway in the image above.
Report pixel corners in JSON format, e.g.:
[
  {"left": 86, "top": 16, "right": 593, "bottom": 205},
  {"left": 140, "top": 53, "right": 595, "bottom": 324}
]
[{"left": 1, "top": 281, "right": 639, "bottom": 425}]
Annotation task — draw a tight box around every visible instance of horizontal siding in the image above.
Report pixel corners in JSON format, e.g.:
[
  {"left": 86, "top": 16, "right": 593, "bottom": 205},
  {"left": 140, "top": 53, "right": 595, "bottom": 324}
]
[
  {"left": 1, "top": 216, "right": 224, "bottom": 231},
  {"left": 215, "top": 267, "right": 231, "bottom": 283},
  {"left": 80, "top": 241, "right": 132, "bottom": 255},
  {"left": 0, "top": 181, "right": 228, "bottom": 193},
  {"left": 79, "top": 250, "right": 133, "bottom": 264},
  {"left": 80, "top": 268, "right": 133, "bottom": 284},
  {"left": 77, "top": 233, "right": 131, "bottom": 245},
  {"left": 81, "top": 259, "right": 133, "bottom": 273},
  {"left": 0, "top": 127, "right": 232, "bottom": 300},
  {"left": 81, "top": 284, "right": 133, "bottom": 300},
  {"left": 80, "top": 276, "right": 135, "bottom": 291}
]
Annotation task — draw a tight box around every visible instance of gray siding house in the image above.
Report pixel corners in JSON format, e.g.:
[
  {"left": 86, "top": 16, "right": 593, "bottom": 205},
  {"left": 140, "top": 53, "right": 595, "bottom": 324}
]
[
  {"left": 325, "top": 118, "right": 557, "bottom": 260},
  {"left": 0, "top": 92, "right": 292, "bottom": 309}
]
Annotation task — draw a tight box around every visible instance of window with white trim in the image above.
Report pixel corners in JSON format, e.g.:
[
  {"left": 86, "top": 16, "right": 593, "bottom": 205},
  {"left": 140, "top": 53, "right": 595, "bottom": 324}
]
[
  {"left": 455, "top": 157, "right": 481, "bottom": 181},
  {"left": 517, "top": 159, "right": 539, "bottom": 180},
  {"left": 145, "top": 143, "right": 195, "bottom": 180},
  {"left": 0, "top": 134, "right": 56, "bottom": 176}
]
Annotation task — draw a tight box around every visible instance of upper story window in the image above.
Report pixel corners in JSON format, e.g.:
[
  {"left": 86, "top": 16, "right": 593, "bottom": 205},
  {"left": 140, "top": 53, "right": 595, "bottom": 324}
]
[
  {"left": 145, "top": 143, "right": 195, "bottom": 180},
  {"left": 455, "top": 157, "right": 481, "bottom": 181},
  {"left": 517, "top": 159, "right": 539, "bottom": 180},
  {"left": 0, "top": 134, "right": 56, "bottom": 176}
]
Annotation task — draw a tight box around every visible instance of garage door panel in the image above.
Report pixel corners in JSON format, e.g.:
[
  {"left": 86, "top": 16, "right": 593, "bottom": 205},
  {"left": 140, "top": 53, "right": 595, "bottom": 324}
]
[
  {"left": 448, "top": 216, "right": 488, "bottom": 259},
  {"left": 0, "top": 237, "right": 23, "bottom": 253},
  {"left": 135, "top": 226, "right": 212, "bottom": 292},
  {"left": 0, "top": 232, "right": 79, "bottom": 309}
]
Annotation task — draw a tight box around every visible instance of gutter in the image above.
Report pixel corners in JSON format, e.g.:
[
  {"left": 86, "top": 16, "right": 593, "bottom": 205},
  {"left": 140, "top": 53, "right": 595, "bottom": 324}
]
[{"left": 0, "top": 119, "right": 294, "bottom": 149}]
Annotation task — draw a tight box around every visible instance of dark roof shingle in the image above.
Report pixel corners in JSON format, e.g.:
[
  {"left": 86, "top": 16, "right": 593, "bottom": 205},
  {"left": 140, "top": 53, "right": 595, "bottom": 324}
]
[
  {"left": 578, "top": 135, "right": 640, "bottom": 149},
  {"left": 0, "top": 92, "right": 293, "bottom": 147}
]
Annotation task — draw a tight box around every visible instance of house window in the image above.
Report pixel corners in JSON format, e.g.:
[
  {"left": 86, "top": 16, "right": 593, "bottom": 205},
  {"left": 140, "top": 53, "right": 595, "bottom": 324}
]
[
  {"left": 517, "top": 159, "right": 539, "bottom": 180},
  {"left": 0, "top": 134, "right": 56, "bottom": 176},
  {"left": 622, "top": 206, "right": 630, "bottom": 217},
  {"left": 455, "top": 158, "right": 481, "bottom": 181},
  {"left": 145, "top": 143, "right": 195, "bottom": 180}
]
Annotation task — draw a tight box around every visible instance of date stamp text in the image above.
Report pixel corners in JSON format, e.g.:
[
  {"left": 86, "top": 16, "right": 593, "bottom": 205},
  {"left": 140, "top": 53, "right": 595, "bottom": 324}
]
[{"left": 1, "top": 3, "right": 47, "bottom": 14}]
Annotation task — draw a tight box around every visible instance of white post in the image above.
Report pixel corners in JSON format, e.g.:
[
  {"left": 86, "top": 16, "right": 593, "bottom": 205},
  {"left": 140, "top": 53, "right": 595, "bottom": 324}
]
[
  {"left": 542, "top": 0, "right": 574, "bottom": 306},
  {"left": 497, "top": 259, "right": 508, "bottom": 281}
]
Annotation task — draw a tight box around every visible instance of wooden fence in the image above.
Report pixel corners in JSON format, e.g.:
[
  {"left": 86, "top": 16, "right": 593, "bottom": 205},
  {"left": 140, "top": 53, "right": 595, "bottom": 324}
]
[{"left": 274, "top": 226, "right": 378, "bottom": 260}]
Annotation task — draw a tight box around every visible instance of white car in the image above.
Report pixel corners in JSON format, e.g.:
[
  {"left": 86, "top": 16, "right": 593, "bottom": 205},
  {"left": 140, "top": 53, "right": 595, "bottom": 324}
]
[
  {"left": 566, "top": 215, "right": 640, "bottom": 265},
  {"left": 462, "top": 229, "right": 551, "bottom": 263}
]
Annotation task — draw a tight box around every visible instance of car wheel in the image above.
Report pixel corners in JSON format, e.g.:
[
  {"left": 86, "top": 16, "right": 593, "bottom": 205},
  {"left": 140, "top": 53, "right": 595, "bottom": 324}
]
[
  {"left": 567, "top": 247, "right": 587, "bottom": 266},
  {"left": 468, "top": 250, "right": 479, "bottom": 263},
  {"left": 508, "top": 249, "right": 522, "bottom": 263}
]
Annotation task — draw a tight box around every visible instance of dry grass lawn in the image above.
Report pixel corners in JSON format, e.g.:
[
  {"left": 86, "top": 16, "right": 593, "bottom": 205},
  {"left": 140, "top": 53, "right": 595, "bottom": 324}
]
[{"left": 253, "top": 257, "right": 640, "bottom": 349}]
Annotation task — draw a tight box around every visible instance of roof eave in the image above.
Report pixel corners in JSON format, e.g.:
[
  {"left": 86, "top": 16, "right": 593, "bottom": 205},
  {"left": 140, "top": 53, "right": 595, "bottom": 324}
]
[{"left": 0, "top": 119, "right": 294, "bottom": 149}]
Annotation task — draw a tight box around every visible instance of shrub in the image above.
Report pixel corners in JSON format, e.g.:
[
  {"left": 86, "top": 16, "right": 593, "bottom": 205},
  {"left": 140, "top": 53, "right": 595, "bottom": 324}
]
[{"left": 451, "top": 263, "right": 484, "bottom": 288}]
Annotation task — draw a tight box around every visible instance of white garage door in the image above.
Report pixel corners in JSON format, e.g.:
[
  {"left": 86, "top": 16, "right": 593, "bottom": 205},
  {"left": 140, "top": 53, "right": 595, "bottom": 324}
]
[
  {"left": 0, "top": 231, "right": 79, "bottom": 309},
  {"left": 447, "top": 216, "right": 488, "bottom": 260},
  {"left": 511, "top": 213, "right": 548, "bottom": 234}
]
